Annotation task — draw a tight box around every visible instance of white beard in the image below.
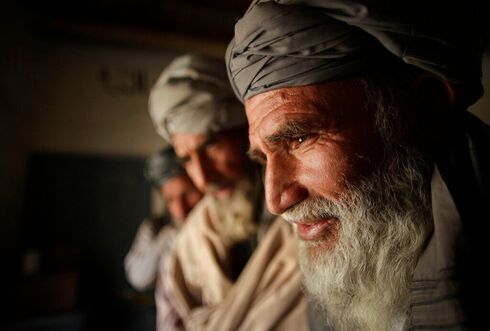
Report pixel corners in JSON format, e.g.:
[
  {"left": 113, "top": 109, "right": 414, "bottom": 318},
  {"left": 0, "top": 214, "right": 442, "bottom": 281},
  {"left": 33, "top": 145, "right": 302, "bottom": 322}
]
[
  {"left": 209, "top": 179, "right": 259, "bottom": 244},
  {"left": 283, "top": 148, "right": 433, "bottom": 331}
]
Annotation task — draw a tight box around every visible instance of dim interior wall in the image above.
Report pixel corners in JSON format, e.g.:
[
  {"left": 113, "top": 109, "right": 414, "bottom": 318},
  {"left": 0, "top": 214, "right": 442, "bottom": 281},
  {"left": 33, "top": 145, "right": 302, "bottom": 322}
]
[
  {"left": 25, "top": 41, "right": 173, "bottom": 156},
  {"left": 0, "top": 106, "right": 27, "bottom": 275},
  {"left": 1, "top": 2, "right": 39, "bottom": 273},
  {"left": 0, "top": 35, "right": 185, "bottom": 269}
]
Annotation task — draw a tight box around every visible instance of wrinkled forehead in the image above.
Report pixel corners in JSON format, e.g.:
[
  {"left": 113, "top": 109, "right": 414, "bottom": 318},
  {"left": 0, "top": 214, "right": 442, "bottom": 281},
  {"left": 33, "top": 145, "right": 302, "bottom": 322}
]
[
  {"left": 245, "top": 81, "right": 361, "bottom": 129},
  {"left": 244, "top": 87, "right": 319, "bottom": 152},
  {"left": 245, "top": 85, "right": 316, "bottom": 123}
]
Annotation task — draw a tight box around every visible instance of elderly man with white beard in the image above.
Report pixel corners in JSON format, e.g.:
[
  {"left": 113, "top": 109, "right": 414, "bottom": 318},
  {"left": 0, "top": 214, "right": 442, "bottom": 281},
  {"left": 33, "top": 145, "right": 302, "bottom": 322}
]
[{"left": 226, "top": 0, "right": 489, "bottom": 330}]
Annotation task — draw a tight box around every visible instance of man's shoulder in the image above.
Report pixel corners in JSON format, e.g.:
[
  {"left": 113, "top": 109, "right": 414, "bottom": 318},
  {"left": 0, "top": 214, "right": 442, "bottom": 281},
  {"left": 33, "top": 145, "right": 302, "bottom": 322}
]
[
  {"left": 180, "top": 194, "right": 213, "bottom": 228},
  {"left": 172, "top": 194, "right": 216, "bottom": 245}
]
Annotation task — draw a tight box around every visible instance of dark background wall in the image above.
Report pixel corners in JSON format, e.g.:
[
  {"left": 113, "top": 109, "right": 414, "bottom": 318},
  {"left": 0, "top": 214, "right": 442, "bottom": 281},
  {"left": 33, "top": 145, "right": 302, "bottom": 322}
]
[
  {"left": 8, "top": 153, "right": 151, "bottom": 330},
  {"left": 22, "top": 153, "right": 149, "bottom": 295}
]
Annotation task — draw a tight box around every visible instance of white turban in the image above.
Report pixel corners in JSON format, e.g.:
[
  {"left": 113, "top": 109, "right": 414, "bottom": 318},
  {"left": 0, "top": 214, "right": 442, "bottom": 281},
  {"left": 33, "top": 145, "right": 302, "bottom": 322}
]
[{"left": 149, "top": 54, "right": 246, "bottom": 142}]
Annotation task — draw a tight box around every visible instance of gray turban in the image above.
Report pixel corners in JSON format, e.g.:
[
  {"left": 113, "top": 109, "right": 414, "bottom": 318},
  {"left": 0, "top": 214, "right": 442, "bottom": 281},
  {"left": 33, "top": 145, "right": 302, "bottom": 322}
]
[
  {"left": 144, "top": 147, "right": 186, "bottom": 189},
  {"left": 149, "top": 54, "right": 246, "bottom": 142},
  {"left": 226, "top": 0, "right": 488, "bottom": 106}
]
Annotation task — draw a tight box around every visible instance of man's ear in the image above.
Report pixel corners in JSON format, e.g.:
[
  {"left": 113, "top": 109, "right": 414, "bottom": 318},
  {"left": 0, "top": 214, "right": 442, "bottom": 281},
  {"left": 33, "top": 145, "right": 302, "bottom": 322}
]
[{"left": 410, "top": 73, "right": 456, "bottom": 152}]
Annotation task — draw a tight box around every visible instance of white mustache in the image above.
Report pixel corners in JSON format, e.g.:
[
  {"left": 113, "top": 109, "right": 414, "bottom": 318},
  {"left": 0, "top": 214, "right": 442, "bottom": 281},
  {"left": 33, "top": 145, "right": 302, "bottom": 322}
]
[{"left": 281, "top": 197, "right": 344, "bottom": 224}]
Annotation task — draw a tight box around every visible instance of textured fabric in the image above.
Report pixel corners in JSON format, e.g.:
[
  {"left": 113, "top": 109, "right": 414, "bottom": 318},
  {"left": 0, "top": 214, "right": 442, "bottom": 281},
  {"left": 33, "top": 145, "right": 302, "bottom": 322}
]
[
  {"left": 149, "top": 54, "right": 246, "bottom": 142},
  {"left": 185, "top": 220, "right": 307, "bottom": 331},
  {"left": 226, "top": 0, "right": 488, "bottom": 105},
  {"left": 164, "top": 184, "right": 307, "bottom": 330},
  {"left": 409, "top": 166, "right": 465, "bottom": 330},
  {"left": 165, "top": 182, "right": 261, "bottom": 317},
  {"left": 144, "top": 147, "right": 185, "bottom": 189},
  {"left": 156, "top": 253, "right": 182, "bottom": 331}
]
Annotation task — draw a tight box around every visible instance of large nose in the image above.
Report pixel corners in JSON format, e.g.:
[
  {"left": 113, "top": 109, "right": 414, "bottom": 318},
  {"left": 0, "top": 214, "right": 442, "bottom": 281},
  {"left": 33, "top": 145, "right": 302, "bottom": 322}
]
[
  {"left": 264, "top": 155, "right": 308, "bottom": 215},
  {"left": 189, "top": 152, "right": 215, "bottom": 192}
]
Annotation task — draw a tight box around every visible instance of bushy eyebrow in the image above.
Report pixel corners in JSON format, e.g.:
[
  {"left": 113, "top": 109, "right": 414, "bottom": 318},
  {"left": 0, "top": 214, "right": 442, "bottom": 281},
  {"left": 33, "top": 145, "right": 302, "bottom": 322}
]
[
  {"left": 265, "top": 119, "right": 317, "bottom": 146},
  {"left": 247, "top": 118, "right": 319, "bottom": 164}
]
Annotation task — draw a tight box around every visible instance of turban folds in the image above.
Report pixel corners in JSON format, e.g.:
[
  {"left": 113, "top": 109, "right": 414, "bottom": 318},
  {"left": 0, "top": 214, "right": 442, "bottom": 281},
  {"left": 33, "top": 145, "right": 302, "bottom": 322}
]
[
  {"left": 149, "top": 54, "right": 246, "bottom": 142},
  {"left": 144, "top": 147, "right": 185, "bottom": 189},
  {"left": 226, "top": 0, "right": 488, "bottom": 106}
]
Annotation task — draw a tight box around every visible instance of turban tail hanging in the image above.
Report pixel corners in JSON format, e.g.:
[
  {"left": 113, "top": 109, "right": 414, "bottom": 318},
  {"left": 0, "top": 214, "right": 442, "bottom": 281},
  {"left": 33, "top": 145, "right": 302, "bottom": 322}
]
[
  {"left": 149, "top": 54, "right": 246, "bottom": 143},
  {"left": 226, "top": 0, "right": 488, "bottom": 106}
]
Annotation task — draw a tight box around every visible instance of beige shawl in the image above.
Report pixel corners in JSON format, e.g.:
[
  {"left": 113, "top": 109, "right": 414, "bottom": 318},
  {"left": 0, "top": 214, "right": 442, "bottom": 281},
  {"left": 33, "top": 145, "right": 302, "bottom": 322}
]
[{"left": 165, "top": 193, "right": 307, "bottom": 330}]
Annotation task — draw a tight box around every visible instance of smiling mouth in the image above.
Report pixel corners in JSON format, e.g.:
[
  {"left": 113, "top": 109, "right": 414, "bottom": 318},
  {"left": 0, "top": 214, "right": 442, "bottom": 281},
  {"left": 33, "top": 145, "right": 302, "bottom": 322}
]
[{"left": 295, "top": 218, "right": 338, "bottom": 241}]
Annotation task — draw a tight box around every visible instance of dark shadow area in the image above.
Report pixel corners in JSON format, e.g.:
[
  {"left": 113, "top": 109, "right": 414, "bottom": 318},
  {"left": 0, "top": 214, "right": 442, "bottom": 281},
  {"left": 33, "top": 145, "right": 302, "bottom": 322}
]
[{"left": 1, "top": 152, "right": 154, "bottom": 331}]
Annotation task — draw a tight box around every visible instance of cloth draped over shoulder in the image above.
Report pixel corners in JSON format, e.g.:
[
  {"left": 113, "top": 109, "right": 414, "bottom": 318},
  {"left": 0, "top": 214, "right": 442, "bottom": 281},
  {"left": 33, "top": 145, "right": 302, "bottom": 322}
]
[
  {"left": 185, "top": 219, "right": 307, "bottom": 331},
  {"left": 149, "top": 53, "right": 246, "bottom": 142},
  {"left": 226, "top": 0, "right": 488, "bottom": 106},
  {"left": 164, "top": 190, "right": 307, "bottom": 330}
]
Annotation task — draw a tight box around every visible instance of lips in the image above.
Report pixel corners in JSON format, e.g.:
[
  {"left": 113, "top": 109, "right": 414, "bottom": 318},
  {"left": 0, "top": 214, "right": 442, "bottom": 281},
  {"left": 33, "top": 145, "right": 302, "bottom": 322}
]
[{"left": 295, "top": 219, "right": 337, "bottom": 241}]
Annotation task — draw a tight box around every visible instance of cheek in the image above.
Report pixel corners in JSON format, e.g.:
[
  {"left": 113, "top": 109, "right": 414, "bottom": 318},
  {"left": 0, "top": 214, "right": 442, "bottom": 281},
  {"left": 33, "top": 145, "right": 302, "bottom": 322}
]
[{"left": 296, "top": 144, "right": 354, "bottom": 199}]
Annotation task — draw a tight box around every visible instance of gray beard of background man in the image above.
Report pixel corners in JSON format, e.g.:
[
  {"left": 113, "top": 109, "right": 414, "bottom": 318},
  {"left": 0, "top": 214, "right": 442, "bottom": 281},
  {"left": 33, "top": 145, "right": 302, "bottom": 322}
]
[
  {"left": 281, "top": 77, "right": 434, "bottom": 331},
  {"left": 206, "top": 178, "right": 260, "bottom": 244}
]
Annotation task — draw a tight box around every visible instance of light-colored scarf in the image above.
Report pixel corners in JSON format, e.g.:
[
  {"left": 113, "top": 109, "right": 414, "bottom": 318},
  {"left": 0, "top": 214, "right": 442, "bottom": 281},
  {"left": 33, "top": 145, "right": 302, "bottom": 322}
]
[{"left": 164, "top": 186, "right": 307, "bottom": 330}]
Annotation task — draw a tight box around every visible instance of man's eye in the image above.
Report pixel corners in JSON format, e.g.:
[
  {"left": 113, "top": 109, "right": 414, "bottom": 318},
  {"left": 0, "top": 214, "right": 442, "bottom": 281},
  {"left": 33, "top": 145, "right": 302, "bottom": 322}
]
[{"left": 289, "top": 135, "right": 309, "bottom": 149}]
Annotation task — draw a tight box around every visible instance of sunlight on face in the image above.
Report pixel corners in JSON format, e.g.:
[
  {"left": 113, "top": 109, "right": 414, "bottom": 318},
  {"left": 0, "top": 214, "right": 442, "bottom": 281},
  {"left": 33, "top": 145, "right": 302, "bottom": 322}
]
[
  {"left": 245, "top": 80, "right": 383, "bottom": 245},
  {"left": 245, "top": 80, "right": 433, "bottom": 331}
]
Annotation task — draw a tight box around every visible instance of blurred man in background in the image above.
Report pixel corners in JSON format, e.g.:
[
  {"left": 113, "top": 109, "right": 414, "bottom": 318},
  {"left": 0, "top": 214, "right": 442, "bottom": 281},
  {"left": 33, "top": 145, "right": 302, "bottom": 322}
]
[
  {"left": 124, "top": 147, "right": 202, "bottom": 290},
  {"left": 227, "top": 0, "right": 489, "bottom": 330},
  {"left": 149, "top": 53, "right": 307, "bottom": 330}
]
